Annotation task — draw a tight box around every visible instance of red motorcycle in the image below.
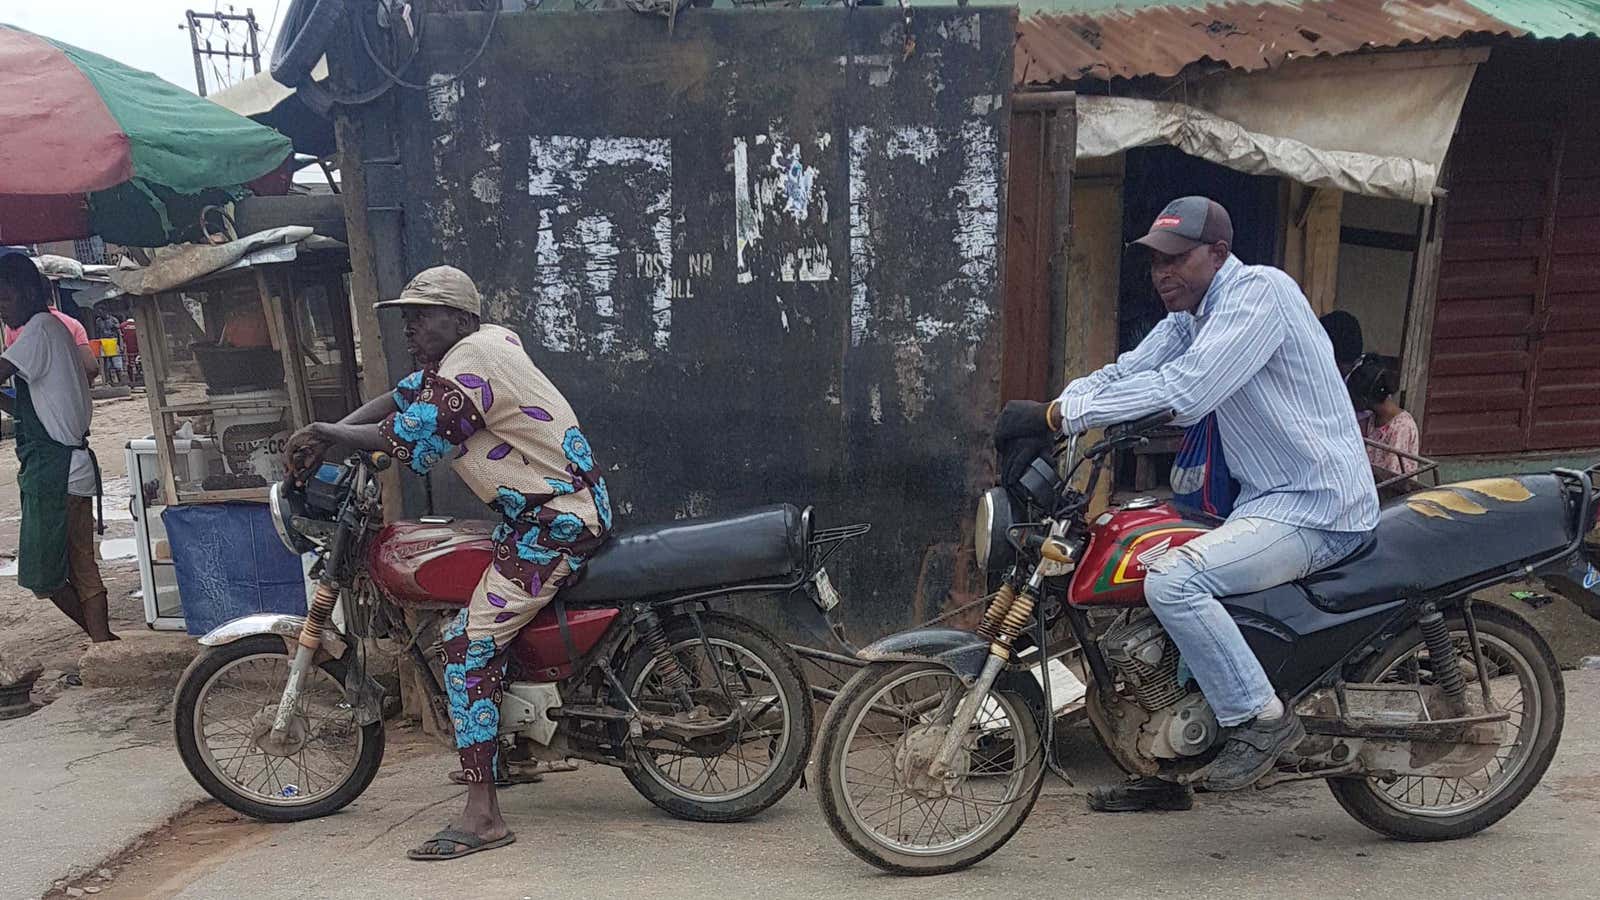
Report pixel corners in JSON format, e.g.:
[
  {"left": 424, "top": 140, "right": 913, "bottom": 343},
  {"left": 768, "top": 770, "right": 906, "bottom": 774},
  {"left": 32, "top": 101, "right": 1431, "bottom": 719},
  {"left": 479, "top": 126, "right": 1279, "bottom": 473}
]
[
  {"left": 174, "top": 452, "right": 865, "bottom": 823},
  {"left": 815, "top": 413, "right": 1597, "bottom": 875}
]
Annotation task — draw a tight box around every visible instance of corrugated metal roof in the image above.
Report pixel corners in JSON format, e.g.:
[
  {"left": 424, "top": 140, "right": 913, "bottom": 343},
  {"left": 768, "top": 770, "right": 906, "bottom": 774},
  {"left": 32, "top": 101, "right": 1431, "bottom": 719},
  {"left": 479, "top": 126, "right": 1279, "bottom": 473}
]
[{"left": 1015, "top": 0, "right": 1600, "bottom": 85}]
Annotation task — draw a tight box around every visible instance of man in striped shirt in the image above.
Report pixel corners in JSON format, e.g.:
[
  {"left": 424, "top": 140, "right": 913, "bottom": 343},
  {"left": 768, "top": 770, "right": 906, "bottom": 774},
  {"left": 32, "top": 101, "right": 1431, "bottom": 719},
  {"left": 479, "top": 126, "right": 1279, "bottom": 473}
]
[{"left": 1000, "top": 196, "right": 1379, "bottom": 808}]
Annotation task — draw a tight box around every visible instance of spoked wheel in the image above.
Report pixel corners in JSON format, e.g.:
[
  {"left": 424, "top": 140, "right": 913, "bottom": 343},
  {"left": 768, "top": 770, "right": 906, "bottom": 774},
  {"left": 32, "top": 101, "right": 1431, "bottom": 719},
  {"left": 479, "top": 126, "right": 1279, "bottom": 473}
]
[
  {"left": 815, "top": 661, "right": 1045, "bottom": 875},
  {"left": 1330, "top": 603, "right": 1563, "bottom": 840},
  {"left": 618, "top": 612, "right": 812, "bottom": 822},
  {"left": 174, "top": 635, "right": 385, "bottom": 822}
]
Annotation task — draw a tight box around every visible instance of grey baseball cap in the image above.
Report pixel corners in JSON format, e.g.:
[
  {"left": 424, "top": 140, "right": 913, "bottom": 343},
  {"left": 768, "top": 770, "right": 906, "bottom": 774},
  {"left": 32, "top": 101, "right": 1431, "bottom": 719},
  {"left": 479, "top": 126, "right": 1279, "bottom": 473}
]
[
  {"left": 374, "top": 265, "right": 482, "bottom": 316},
  {"left": 1132, "top": 196, "right": 1234, "bottom": 255}
]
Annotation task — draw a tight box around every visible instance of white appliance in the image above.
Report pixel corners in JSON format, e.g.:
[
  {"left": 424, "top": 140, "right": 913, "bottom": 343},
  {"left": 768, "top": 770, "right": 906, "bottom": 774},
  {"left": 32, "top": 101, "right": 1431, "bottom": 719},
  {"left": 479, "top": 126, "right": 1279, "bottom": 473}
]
[{"left": 126, "top": 437, "right": 217, "bottom": 630}]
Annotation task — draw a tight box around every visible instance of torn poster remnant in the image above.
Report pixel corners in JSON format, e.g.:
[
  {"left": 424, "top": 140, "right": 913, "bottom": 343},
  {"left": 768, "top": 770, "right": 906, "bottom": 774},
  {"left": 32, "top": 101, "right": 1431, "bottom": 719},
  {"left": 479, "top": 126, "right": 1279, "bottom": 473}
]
[{"left": 733, "top": 133, "right": 834, "bottom": 285}]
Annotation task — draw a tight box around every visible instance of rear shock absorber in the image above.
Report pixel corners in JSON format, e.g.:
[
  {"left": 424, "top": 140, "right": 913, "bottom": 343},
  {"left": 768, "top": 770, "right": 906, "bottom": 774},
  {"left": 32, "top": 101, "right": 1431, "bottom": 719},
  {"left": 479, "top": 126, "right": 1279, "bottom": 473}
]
[
  {"left": 636, "top": 608, "right": 692, "bottom": 703},
  {"left": 1418, "top": 602, "right": 1469, "bottom": 715}
]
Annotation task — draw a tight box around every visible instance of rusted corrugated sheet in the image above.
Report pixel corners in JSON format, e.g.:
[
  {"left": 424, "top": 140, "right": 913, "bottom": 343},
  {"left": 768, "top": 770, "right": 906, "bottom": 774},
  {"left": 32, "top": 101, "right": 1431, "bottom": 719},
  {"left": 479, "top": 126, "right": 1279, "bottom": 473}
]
[{"left": 1016, "top": 0, "right": 1526, "bottom": 84}]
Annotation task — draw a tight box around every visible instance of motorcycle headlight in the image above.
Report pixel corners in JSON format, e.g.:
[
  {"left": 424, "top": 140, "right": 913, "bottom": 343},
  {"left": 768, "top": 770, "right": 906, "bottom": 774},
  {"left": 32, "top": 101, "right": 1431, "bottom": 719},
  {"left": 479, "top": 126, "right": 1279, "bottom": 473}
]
[
  {"left": 975, "top": 487, "right": 1015, "bottom": 573},
  {"left": 269, "top": 481, "right": 310, "bottom": 554}
]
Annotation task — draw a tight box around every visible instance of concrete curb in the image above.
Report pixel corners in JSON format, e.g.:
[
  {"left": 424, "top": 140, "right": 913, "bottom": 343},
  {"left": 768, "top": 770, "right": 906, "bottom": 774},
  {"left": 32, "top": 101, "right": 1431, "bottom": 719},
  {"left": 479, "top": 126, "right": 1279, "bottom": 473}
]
[{"left": 79, "top": 630, "right": 198, "bottom": 689}]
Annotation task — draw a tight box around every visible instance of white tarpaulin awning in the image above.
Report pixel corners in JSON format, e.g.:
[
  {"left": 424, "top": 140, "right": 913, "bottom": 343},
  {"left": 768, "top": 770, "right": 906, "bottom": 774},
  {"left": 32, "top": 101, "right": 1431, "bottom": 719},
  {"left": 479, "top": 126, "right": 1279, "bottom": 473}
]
[{"left": 1076, "top": 48, "right": 1489, "bottom": 205}]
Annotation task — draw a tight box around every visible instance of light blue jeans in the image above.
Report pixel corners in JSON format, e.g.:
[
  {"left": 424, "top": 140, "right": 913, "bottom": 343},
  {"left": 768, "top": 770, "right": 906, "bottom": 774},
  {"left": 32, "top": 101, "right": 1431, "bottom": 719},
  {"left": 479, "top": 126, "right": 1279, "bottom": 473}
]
[{"left": 1144, "top": 516, "right": 1368, "bottom": 726}]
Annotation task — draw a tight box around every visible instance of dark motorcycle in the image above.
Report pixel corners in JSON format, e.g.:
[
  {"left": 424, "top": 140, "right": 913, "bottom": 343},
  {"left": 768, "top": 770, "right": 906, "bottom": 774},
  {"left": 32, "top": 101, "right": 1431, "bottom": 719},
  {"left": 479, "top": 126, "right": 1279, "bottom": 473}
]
[
  {"left": 815, "top": 412, "right": 1599, "bottom": 875},
  {"left": 174, "top": 451, "right": 865, "bottom": 823}
]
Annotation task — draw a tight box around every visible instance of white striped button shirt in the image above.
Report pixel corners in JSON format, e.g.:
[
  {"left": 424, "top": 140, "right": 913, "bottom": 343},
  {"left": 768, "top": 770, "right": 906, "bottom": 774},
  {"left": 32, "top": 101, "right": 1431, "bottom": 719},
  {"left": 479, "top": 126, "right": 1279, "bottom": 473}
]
[{"left": 1057, "top": 255, "right": 1380, "bottom": 533}]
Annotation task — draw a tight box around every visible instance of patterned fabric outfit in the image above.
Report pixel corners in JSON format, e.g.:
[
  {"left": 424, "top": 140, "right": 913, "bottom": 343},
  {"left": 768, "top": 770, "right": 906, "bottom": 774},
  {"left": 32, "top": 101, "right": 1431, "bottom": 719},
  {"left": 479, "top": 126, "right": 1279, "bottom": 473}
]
[{"left": 380, "top": 324, "right": 612, "bottom": 783}]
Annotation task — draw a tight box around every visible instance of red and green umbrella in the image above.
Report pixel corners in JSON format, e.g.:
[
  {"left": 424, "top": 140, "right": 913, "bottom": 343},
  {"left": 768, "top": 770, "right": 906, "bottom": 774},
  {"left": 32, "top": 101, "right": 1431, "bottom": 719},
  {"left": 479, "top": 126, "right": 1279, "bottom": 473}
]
[{"left": 0, "top": 23, "right": 294, "bottom": 246}]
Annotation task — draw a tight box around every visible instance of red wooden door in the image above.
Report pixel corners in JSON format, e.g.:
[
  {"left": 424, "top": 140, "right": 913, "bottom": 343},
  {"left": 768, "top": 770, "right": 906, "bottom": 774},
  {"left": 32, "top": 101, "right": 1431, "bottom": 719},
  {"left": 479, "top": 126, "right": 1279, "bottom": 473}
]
[{"left": 1425, "top": 45, "right": 1600, "bottom": 456}]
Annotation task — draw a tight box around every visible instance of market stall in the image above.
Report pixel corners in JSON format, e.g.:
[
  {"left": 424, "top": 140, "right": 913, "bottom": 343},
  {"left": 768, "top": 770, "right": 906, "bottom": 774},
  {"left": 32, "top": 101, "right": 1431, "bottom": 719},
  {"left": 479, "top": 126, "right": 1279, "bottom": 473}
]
[{"left": 111, "top": 226, "right": 361, "bottom": 631}]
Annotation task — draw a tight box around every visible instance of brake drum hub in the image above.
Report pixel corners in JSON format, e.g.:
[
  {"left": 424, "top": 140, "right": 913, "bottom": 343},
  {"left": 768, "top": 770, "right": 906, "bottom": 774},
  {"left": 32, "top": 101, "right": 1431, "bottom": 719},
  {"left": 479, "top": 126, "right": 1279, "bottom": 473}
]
[{"left": 896, "top": 724, "right": 971, "bottom": 800}]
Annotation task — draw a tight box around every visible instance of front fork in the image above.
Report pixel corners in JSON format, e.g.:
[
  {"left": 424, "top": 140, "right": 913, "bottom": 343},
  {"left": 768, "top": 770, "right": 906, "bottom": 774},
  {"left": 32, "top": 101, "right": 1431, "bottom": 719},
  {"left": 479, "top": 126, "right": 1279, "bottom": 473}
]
[
  {"left": 926, "top": 531, "right": 1074, "bottom": 778},
  {"left": 271, "top": 580, "right": 341, "bottom": 735}
]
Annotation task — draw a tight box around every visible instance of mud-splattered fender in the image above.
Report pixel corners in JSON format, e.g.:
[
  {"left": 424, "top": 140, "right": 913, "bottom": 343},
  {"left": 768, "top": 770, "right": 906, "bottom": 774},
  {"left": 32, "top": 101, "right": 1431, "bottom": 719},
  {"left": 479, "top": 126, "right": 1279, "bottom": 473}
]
[{"left": 856, "top": 627, "right": 993, "bottom": 685}]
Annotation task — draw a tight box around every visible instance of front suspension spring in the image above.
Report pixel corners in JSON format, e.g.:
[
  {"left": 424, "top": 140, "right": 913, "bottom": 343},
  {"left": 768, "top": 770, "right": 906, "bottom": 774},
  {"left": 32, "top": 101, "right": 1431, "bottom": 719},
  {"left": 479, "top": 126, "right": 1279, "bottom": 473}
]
[
  {"left": 994, "top": 590, "right": 1038, "bottom": 651},
  {"left": 1419, "top": 603, "right": 1468, "bottom": 712},
  {"left": 975, "top": 584, "right": 1017, "bottom": 643},
  {"left": 298, "top": 582, "right": 340, "bottom": 649}
]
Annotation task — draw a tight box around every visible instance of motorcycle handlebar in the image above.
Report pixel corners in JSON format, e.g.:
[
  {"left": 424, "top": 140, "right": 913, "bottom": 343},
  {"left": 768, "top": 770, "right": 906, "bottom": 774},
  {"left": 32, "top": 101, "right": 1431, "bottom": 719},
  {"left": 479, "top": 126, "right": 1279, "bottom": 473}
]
[{"left": 1083, "top": 409, "right": 1177, "bottom": 459}]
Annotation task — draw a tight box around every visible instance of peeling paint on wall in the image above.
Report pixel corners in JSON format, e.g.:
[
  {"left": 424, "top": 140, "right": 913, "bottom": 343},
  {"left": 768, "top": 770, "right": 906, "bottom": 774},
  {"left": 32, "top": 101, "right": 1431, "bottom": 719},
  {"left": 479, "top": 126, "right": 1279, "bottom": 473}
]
[
  {"left": 849, "top": 127, "right": 874, "bottom": 347},
  {"left": 470, "top": 170, "right": 502, "bottom": 205},
  {"left": 733, "top": 137, "right": 758, "bottom": 285},
  {"left": 780, "top": 244, "right": 833, "bottom": 283},
  {"left": 950, "top": 118, "right": 1001, "bottom": 339},
  {"left": 884, "top": 125, "right": 942, "bottom": 165},
  {"left": 384, "top": 7, "right": 1016, "bottom": 641},
  {"left": 426, "top": 74, "right": 462, "bottom": 124},
  {"left": 937, "top": 14, "right": 982, "bottom": 49},
  {"left": 526, "top": 135, "right": 672, "bottom": 357}
]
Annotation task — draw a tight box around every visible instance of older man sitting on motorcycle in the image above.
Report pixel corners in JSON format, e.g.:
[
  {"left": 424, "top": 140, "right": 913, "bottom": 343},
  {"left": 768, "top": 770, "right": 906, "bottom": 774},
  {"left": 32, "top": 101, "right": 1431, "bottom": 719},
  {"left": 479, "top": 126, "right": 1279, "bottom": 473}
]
[
  {"left": 997, "top": 196, "right": 1379, "bottom": 810},
  {"left": 285, "top": 266, "right": 612, "bottom": 861}
]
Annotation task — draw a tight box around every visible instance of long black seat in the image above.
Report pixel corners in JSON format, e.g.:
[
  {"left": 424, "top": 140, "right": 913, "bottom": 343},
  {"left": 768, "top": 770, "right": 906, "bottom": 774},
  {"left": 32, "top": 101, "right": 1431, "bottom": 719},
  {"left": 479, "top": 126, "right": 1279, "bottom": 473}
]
[
  {"left": 1299, "top": 474, "right": 1575, "bottom": 613},
  {"left": 562, "top": 503, "right": 808, "bottom": 604}
]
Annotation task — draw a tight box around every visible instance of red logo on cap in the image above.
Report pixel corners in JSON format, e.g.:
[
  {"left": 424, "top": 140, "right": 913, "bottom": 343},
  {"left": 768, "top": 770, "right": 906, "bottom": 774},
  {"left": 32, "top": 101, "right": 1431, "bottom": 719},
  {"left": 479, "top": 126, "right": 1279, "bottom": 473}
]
[{"left": 1154, "top": 216, "right": 1183, "bottom": 229}]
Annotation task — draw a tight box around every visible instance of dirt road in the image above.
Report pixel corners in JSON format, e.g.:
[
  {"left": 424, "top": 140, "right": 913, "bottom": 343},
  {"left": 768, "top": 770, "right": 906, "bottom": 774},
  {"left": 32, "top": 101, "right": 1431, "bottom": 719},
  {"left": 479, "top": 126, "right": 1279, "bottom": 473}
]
[{"left": 59, "top": 671, "right": 1600, "bottom": 900}]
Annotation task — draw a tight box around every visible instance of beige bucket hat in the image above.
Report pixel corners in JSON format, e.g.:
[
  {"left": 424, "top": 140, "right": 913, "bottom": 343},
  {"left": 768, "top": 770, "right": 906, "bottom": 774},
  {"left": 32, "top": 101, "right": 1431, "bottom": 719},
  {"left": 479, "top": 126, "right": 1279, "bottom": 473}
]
[{"left": 374, "top": 265, "right": 481, "bottom": 316}]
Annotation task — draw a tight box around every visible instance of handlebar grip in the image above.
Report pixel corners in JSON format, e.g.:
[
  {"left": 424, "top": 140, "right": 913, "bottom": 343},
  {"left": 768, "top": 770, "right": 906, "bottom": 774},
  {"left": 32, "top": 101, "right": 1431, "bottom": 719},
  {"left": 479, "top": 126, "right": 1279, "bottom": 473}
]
[
  {"left": 1118, "top": 409, "right": 1177, "bottom": 436},
  {"left": 366, "top": 451, "right": 393, "bottom": 472}
]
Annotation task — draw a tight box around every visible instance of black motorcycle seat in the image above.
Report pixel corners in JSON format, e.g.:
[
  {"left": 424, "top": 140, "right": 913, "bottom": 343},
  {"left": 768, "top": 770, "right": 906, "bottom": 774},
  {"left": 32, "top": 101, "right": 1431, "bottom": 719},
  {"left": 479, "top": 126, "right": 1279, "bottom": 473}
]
[
  {"left": 562, "top": 504, "right": 809, "bottom": 604},
  {"left": 1299, "top": 474, "right": 1575, "bottom": 613}
]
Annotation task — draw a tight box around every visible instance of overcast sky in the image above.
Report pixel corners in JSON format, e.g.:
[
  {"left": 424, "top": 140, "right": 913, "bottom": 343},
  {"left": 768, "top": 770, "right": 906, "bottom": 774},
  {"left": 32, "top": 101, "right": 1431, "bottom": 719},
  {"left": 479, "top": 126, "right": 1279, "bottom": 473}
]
[{"left": 4, "top": 1, "right": 283, "bottom": 94}]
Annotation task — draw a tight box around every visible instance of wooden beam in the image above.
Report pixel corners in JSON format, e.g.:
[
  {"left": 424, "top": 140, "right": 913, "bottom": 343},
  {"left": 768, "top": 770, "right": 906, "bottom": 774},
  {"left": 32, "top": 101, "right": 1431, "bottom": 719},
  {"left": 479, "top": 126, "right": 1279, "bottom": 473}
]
[
  {"left": 1046, "top": 93, "right": 1077, "bottom": 393},
  {"left": 133, "top": 298, "right": 180, "bottom": 508},
  {"left": 258, "top": 268, "right": 311, "bottom": 429},
  {"left": 1400, "top": 193, "right": 1447, "bottom": 435},
  {"left": 1065, "top": 152, "right": 1124, "bottom": 515},
  {"left": 335, "top": 112, "right": 403, "bottom": 519}
]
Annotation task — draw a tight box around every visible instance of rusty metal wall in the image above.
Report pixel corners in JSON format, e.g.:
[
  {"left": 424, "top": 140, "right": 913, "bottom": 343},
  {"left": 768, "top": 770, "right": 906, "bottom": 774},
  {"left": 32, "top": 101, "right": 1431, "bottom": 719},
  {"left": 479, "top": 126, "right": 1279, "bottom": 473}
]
[{"left": 346, "top": 8, "right": 1016, "bottom": 644}]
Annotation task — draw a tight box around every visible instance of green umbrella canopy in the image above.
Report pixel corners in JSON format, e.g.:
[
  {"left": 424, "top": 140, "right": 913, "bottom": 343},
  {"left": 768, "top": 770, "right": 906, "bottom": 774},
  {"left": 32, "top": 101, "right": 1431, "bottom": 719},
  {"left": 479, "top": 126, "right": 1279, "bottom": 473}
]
[{"left": 0, "top": 23, "right": 295, "bottom": 246}]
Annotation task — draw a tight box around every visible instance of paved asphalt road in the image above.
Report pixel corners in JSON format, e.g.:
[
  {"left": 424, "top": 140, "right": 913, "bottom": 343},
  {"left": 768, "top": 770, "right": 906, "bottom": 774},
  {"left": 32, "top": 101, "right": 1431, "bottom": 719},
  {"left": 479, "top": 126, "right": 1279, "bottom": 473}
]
[{"left": 83, "top": 671, "right": 1600, "bottom": 900}]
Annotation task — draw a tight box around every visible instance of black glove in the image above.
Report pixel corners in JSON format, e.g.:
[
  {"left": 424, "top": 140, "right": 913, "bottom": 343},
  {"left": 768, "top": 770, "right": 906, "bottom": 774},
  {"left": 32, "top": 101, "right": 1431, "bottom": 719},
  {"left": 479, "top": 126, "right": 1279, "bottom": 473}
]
[{"left": 993, "top": 400, "right": 1054, "bottom": 448}]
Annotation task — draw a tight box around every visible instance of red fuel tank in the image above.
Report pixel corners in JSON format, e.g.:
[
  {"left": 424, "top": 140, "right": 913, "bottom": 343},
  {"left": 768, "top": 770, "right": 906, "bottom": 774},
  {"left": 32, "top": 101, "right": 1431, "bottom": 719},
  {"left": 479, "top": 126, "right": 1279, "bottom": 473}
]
[
  {"left": 1068, "top": 502, "right": 1213, "bottom": 607},
  {"left": 366, "top": 520, "right": 622, "bottom": 682},
  {"left": 367, "top": 520, "right": 496, "bottom": 608}
]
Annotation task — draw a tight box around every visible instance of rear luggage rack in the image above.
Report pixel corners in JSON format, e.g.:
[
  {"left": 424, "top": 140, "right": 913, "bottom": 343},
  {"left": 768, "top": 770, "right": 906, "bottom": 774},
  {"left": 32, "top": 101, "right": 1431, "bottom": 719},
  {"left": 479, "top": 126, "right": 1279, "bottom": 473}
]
[{"left": 809, "top": 522, "right": 872, "bottom": 571}]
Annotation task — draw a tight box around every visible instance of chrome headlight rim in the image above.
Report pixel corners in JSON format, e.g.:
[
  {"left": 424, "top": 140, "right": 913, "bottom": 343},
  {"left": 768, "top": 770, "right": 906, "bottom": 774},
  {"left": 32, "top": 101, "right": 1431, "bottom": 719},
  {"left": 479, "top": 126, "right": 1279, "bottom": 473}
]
[
  {"left": 975, "top": 486, "right": 1014, "bottom": 573},
  {"left": 975, "top": 490, "right": 995, "bottom": 571},
  {"left": 268, "top": 481, "right": 306, "bottom": 554}
]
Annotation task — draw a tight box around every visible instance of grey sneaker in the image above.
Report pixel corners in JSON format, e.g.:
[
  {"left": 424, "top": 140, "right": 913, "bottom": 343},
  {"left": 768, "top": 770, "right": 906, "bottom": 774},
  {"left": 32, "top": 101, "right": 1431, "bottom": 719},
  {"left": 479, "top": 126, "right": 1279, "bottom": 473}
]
[{"left": 1198, "top": 711, "right": 1306, "bottom": 792}]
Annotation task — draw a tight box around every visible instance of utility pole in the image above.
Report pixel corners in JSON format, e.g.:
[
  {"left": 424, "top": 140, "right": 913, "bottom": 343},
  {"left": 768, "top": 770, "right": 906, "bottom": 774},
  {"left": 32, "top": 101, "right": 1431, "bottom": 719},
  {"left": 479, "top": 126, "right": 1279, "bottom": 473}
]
[{"left": 183, "top": 8, "right": 262, "bottom": 96}]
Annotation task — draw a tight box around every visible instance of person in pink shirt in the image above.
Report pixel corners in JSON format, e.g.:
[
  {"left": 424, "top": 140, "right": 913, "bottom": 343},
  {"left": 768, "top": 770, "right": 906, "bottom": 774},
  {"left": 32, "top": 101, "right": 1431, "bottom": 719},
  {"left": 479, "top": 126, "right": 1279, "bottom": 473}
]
[
  {"left": 1348, "top": 357, "right": 1420, "bottom": 480},
  {"left": 2, "top": 301, "right": 97, "bottom": 382}
]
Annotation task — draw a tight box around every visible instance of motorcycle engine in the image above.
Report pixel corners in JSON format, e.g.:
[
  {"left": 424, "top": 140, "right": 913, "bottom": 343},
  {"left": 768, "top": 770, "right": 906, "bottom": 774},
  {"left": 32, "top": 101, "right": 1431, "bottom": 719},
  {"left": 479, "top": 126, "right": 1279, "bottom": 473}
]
[{"left": 1101, "top": 611, "right": 1220, "bottom": 759}]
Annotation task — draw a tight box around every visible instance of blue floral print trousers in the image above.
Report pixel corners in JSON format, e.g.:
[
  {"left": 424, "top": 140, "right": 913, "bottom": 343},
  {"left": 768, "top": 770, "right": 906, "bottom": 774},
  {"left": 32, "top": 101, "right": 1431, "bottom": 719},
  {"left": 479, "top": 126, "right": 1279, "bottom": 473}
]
[{"left": 439, "top": 558, "right": 574, "bottom": 784}]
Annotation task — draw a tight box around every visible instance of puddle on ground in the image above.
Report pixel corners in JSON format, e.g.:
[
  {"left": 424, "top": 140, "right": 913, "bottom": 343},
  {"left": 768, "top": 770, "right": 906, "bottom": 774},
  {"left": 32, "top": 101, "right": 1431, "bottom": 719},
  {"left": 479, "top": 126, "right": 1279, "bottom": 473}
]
[
  {"left": 98, "top": 476, "right": 136, "bottom": 522},
  {"left": 100, "top": 538, "right": 137, "bottom": 563},
  {"left": 0, "top": 540, "right": 135, "bottom": 577}
]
